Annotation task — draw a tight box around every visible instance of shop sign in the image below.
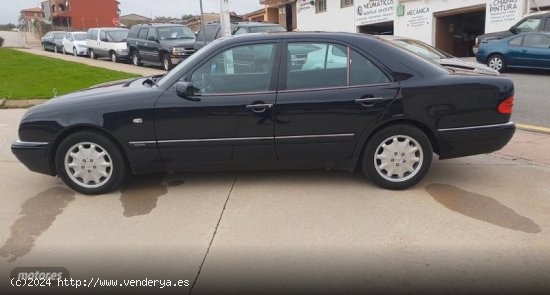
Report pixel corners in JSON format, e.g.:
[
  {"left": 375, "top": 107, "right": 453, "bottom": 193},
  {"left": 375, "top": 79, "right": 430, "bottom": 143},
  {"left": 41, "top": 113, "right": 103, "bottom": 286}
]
[
  {"left": 487, "top": 0, "right": 521, "bottom": 25},
  {"left": 297, "top": 0, "right": 314, "bottom": 13},
  {"left": 355, "top": 0, "right": 396, "bottom": 26},
  {"left": 405, "top": 6, "right": 431, "bottom": 28}
]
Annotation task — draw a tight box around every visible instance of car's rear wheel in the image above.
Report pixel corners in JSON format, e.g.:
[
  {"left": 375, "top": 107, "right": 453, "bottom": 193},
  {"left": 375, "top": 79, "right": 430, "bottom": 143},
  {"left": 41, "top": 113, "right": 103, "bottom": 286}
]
[
  {"left": 487, "top": 54, "right": 506, "bottom": 72},
  {"left": 162, "top": 53, "right": 173, "bottom": 71},
  {"left": 55, "top": 131, "right": 127, "bottom": 195},
  {"left": 362, "top": 124, "right": 432, "bottom": 190},
  {"left": 110, "top": 51, "right": 118, "bottom": 63},
  {"left": 132, "top": 50, "right": 143, "bottom": 66},
  {"left": 90, "top": 50, "right": 97, "bottom": 59}
]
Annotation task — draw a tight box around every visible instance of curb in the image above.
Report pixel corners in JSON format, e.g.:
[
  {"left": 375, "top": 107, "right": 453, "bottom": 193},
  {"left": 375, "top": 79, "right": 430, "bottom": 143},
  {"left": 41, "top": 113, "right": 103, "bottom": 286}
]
[
  {"left": 1, "top": 99, "right": 48, "bottom": 109},
  {"left": 516, "top": 123, "right": 550, "bottom": 135}
]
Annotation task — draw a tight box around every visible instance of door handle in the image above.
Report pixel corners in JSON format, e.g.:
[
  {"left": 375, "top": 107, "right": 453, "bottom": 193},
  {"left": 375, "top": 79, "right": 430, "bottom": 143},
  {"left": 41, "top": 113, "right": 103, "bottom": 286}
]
[
  {"left": 246, "top": 103, "right": 273, "bottom": 113},
  {"left": 355, "top": 97, "right": 386, "bottom": 107}
]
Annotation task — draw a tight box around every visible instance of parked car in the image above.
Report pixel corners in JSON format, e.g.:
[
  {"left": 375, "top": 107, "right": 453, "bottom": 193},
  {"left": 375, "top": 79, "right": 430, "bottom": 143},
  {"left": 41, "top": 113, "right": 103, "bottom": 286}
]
[
  {"left": 194, "top": 22, "right": 285, "bottom": 51},
  {"left": 127, "top": 24, "right": 196, "bottom": 71},
  {"left": 476, "top": 32, "right": 550, "bottom": 72},
  {"left": 11, "top": 32, "right": 515, "bottom": 194},
  {"left": 62, "top": 31, "right": 88, "bottom": 56},
  {"left": 41, "top": 31, "right": 66, "bottom": 53},
  {"left": 473, "top": 11, "right": 550, "bottom": 53},
  {"left": 86, "top": 28, "right": 130, "bottom": 62},
  {"left": 375, "top": 35, "right": 499, "bottom": 75}
]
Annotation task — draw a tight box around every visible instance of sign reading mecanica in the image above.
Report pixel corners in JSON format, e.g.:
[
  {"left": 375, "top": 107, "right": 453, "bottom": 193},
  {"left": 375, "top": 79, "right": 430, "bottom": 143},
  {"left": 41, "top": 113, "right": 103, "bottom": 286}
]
[
  {"left": 355, "top": 0, "right": 396, "bottom": 26},
  {"left": 487, "top": 0, "right": 521, "bottom": 25}
]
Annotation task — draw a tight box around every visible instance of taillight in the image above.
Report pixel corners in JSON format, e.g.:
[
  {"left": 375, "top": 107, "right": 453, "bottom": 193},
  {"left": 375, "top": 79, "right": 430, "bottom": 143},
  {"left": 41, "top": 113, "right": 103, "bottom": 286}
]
[{"left": 498, "top": 96, "right": 514, "bottom": 114}]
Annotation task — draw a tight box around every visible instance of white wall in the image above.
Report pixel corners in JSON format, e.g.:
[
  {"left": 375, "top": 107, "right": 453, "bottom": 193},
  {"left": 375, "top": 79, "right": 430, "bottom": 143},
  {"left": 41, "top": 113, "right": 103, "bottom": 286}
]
[
  {"left": 296, "top": 0, "right": 529, "bottom": 46},
  {"left": 394, "top": 0, "right": 527, "bottom": 46},
  {"left": 297, "top": 0, "right": 355, "bottom": 32}
]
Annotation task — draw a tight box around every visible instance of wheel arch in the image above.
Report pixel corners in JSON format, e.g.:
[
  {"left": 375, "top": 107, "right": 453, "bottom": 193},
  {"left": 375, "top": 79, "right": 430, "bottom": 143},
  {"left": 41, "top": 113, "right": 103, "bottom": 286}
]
[
  {"left": 354, "top": 118, "right": 439, "bottom": 171},
  {"left": 49, "top": 125, "right": 132, "bottom": 175},
  {"left": 486, "top": 52, "right": 505, "bottom": 64}
]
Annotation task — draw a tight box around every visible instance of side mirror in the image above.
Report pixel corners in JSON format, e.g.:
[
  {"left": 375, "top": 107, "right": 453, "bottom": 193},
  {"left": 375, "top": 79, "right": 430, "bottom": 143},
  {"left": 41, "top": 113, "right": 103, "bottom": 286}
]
[
  {"left": 175, "top": 81, "right": 200, "bottom": 101},
  {"left": 509, "top": 27, "right": 517, "bottom": 33}
]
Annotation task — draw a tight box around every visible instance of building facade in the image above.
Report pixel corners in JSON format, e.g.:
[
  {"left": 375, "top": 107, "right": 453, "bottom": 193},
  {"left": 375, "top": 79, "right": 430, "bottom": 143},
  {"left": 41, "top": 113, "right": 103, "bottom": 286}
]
[
  {"left": 42, "top": 0, "right": 121, "bottom": 30},
  {"left": 296, "top": 0, "right": 547, "bottom": 56},
  {"left": 20, "top": 8, "right": 44, "bottom": 32}
]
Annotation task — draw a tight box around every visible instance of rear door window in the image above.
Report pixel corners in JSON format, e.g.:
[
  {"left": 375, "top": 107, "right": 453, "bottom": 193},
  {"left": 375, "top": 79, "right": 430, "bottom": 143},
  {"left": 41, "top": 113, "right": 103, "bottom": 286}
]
[
  {"left": 138, "top": 28, "right": 148, "bottom": 40},
  {"left": 286, "top": 43, "right": 348, "bottom": 90},
  {"left": 523, "top": 34, "right": 550, "bottom": 48}
]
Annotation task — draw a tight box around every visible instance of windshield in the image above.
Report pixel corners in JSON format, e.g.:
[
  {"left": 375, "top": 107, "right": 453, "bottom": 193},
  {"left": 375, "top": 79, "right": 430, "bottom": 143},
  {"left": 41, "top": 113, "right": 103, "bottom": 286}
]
[
  {"left": 54, "top": 33, "right": 66, "bottom": 39},
  {"left": 388, "top": 39, "right": 453, "bottom": 60},
  {"left": 249, "top": 26, "right": 285, "bottom": 33},
  {"left": 158, "top": 26, "right": 195, "bottom": 40},
  {"left": 106, "top": 30, "right": 128, "bottom": 42},
  {"left": 74, "top": 33, "right": 86, "bottom": 41}
]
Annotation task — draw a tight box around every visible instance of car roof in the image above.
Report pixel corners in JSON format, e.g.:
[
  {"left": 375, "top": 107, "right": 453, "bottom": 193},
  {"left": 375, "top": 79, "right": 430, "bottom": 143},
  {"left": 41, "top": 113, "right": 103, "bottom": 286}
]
[
  {"left": 135, "top": 23, "right": 189, "bottom": 27},
  {"left": 235, "top": 22, "right": 282, "bottom": 27}
]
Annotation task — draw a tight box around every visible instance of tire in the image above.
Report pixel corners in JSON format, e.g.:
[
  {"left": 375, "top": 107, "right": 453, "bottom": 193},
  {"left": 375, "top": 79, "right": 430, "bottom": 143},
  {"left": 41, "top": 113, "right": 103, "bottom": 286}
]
[
  {"left": 132, "top": 50, "right": 143, "bottom": 66},
  {"left": 42, "top": 43, "right": 46, "bottom": 51},
  {"left": 73, "top": 47, "right": 78, "bottom": 57},
  {"left": 110, "top": 51, "right": 118, "bottom": 63},
  {"left": 362, "top": 124, "right": 433, "bottom": 190},
  {"left": 90, "top": 50, "right": 98, "bottom": 59},
  {"left": 54, "top": 46, "right": 58, "bottom": 53},
  {"left": 62, "top": 46, "right": 66, "bottom": 55},
  {"left": 486, "top": 54, "right": 506, "bottom": 73},
  {"left": 55, "top": 131, "right": 127, "bottom": 195},
  {"left": 162, "top": 53, "right": 173, "bottom": 71}
]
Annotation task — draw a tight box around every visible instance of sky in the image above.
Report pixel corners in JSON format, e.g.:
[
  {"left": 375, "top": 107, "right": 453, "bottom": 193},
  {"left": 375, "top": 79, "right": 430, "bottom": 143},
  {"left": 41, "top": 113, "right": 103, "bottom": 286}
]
[{"left": 0, "top": 0, "right": 263, "bottom": 24}]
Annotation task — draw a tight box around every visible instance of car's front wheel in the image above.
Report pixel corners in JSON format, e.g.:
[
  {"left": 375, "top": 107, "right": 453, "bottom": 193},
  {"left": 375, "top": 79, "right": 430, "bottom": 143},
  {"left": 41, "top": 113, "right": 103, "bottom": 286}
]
[
  {"left": 132, "top": 50, "right": 143, "bottom": 66},
  {"left": 73, "top": 47, "right": 78, "bottom": 57},
  {"left": 55, "top": 131, "right": 127, "bottom": 194},
  {"left": 110, "top": 51, "right": 118, "bottom": 63},
  {"left": 162, "top": 53, "right": 173, "bottom": 71},
  {"left": 487, "top": 54, "right": 506, "bottom": 72},
  {"left": 54, "top": 46, "right": 58, "bottom": 53},
  {"left": 362, "top": 124, "right": 432, "bottom": 190},
  {"left": 90, "top": 50, "right": 97, "bottom": 59}
]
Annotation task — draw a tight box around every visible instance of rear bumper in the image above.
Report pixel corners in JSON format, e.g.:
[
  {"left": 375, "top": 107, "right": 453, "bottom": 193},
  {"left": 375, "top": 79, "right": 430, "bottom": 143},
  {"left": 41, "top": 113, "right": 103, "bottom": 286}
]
[
  {"left": 436, "top": 122, "right": 515, "bottom": 159},
  {"left": 11, "top": 140, "right": 55, "bottom": 176}
]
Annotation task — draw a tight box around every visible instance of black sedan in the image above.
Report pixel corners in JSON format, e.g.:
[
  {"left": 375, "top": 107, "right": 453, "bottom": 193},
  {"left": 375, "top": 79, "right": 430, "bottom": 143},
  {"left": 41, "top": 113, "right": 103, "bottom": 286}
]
[
  {"left": 41, "top": 31, "right": 66, "bottom": 53},
  {"left": 12, "top": 32, "right": 516, "bottom": 194}
]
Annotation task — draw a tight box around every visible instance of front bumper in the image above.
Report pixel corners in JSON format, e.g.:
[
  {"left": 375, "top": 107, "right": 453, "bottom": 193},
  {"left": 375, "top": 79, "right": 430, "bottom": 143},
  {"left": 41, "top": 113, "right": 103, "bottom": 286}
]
[
  {"left": 11, "top": 140, "right": 55, "bottom": 175},
  {"left": 436, "top": 122, "right": 515, "bottom": 159}
]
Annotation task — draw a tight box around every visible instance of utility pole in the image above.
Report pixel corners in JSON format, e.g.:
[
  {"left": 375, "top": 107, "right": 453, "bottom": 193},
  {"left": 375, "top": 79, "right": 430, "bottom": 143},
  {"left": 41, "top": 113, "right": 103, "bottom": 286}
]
[
  {"left": 219, "top": 0, "right": 231, "bottom": 37},
  {"left": 199, "top": 0, "right": 206, "bottom": 37}
]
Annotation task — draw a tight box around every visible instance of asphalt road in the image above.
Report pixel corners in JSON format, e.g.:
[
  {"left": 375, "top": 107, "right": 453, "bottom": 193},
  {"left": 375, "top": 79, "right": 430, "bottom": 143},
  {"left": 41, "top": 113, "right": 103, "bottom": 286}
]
[
  {"left": 505, "top": 70, "right": 550, "bottom": 128},
  {"left": 0, "top": 109, "right": 549, "bottom": 294}
]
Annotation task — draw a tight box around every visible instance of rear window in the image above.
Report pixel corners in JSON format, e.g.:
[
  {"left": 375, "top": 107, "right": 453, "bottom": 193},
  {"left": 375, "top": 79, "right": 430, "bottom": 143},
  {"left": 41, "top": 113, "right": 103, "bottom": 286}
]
[
  {"left": 128, "top": 26, "right": 140, "bottom": 38},
  {"left": 249, "top": 26, "right": 285, "bottom": 33}
]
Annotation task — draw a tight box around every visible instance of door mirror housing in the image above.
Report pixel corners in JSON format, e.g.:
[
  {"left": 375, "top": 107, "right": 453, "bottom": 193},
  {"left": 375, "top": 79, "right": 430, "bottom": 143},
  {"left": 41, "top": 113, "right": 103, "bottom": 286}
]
[
  {"left": 175, "top": 81, "right": 200, "bottom": 101},
  {"left": 509, "top": 26, "right": 517, "bottom": 33}
]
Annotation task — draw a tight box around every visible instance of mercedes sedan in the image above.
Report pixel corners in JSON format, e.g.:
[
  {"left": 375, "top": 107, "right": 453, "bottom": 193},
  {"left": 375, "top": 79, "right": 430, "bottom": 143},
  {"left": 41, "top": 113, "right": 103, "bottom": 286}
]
[{"left": 12, "top": 32, "right": 516, "bottom": 194}]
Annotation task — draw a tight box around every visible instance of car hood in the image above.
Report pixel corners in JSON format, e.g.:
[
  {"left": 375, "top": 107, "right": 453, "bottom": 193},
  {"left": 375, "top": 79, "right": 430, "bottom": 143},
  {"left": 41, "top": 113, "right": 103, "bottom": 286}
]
[
  {"left": 160, "top": 39, "right": 195, "bottom": 48},
  {"left": 436, "top": 58, "right": 500, "bottom": 76},
  {"left": 44, "top": 77, "right": 146, "bottom": 103},
  {"left": 477, "top": 30, "right": 514, "bottom": 42}
]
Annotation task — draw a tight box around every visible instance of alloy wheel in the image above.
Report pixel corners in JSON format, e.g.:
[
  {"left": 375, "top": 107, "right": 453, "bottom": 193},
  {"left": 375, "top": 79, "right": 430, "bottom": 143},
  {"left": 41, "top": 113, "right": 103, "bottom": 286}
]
[
  {"left": 373, "top": 135, "right": 423, "bottom": 182},
  {"left": 488, "top": 57, "right": 503, "bottom": 71},
  {"left": 64, "top": 142, "right": 113, "bottom": 189}
]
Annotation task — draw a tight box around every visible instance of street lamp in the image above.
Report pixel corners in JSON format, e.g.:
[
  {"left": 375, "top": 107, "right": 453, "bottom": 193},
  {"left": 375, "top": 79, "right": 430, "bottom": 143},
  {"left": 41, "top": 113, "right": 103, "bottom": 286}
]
[{"left": 199, "top": 0, "right": 206, "bottom": 38}]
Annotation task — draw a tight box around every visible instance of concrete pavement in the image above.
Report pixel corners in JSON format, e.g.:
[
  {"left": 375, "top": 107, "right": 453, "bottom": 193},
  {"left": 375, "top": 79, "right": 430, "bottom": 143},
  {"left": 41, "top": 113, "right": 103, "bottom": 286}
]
[{"left": 0, "top": 109, "right": 549, "bottom": 293}]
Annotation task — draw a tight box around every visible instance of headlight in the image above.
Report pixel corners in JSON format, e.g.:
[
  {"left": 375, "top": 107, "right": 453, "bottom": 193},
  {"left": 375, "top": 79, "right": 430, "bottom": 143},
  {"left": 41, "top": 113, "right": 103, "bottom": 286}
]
[
  {"left": 172, "top": 47, "right": 185, "bottom": 54},
  {"left": 116, "top": 49, "right": 128, "bottom": 53}
]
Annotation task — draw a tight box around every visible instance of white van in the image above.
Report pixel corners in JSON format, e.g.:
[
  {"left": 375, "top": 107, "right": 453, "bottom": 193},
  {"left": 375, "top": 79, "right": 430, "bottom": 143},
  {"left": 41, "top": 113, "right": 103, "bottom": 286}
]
[{"left": 86, "top": 28, "right": 130, "bottom": 63}]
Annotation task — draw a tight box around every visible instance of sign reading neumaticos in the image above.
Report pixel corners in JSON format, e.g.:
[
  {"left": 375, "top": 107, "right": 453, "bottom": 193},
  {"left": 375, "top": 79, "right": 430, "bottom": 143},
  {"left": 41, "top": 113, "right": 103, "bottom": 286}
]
[
  {"left": 487, "top": 0, "right": 521, "bottom": 25},
  {"left": 355, "top": 0, "right": 397, "bottom": 26}
]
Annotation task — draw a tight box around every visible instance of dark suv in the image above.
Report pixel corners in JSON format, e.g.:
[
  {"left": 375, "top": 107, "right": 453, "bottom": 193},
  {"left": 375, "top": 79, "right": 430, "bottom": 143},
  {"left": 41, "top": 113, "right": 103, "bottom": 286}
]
[
  {"left": 474, "top": 11, "right": 550, "bottom": 53},
  {"left": 127, "top": 24, "right": 196, "bottom": 70},
  {"left": 194, "top": 22, "right": 285, "bottom": 51}
]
